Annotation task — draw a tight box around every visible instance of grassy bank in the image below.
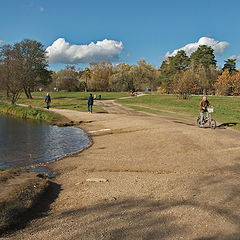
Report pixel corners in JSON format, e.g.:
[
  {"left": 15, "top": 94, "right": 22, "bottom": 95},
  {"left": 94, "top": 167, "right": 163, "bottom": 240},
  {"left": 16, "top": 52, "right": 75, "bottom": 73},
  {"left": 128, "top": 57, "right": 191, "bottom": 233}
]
[
  {"left": 0, "top": 102, "right": 60, "bottom": 123},
  {"left": 117, "top": 94, "right": 240, "bottom": 127},
  {"left": 0, "top": 169, "right": 49, "bottom": 233}
]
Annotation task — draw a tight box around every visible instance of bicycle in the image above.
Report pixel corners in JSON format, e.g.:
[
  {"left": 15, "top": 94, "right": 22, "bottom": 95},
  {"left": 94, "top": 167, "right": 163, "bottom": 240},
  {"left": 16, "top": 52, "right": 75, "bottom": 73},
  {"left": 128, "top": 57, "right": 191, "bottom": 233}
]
[{"left": 197, "top": 107, "right": 216, "bottom": 129}]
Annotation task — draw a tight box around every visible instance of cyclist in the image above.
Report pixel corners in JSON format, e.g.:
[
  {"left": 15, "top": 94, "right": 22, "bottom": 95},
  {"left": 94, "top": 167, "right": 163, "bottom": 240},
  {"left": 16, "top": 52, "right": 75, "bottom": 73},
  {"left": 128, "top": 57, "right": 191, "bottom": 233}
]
[{"left": 199, "top": 96, "right": 210, "bottom": 127}]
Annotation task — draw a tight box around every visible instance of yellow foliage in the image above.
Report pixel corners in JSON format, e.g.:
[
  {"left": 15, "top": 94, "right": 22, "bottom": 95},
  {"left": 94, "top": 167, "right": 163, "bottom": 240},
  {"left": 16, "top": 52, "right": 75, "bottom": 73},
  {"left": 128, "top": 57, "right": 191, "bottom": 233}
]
[
  {"left": 175, "top": 69, "right": 198, "bottom": 98},
  {"left": 157, "top": 87, "right": 168, "bottom": 93},
  {"left": 232, "top": 72, "right": 240, "bottom": 96},
  {"left": 215, "top": 70, "right": 234, "bottom": 95}
]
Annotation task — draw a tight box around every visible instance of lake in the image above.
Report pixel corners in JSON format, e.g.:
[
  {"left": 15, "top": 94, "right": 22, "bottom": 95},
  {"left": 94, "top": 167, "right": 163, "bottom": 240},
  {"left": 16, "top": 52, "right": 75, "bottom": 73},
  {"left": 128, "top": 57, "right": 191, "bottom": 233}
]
[{"left": 0, "top": 114, "right": 90, "bottom": 169}]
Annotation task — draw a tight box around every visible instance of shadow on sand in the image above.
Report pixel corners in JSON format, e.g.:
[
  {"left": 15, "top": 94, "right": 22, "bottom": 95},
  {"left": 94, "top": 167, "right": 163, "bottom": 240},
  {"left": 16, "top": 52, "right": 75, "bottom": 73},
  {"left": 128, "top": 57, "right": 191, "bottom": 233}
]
[
  {"left": 2, "top": 164, "right": 240, "bottom": 239},
  {"left": 0, "top": 182, "right": 61, "bottom": 237},
  {"left": 11, "top": 163, "right": 240, "bottom": 239},
  {"left": 217, "top": 122, "right": 240, "bottom": 129}
]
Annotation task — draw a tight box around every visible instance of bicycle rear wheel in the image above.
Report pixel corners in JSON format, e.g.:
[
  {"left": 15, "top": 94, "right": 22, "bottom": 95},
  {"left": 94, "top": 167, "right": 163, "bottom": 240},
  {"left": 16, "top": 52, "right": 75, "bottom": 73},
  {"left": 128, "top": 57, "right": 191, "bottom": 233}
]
[{"left": 210, "top": 119, "right": 216, "bottom": 129}]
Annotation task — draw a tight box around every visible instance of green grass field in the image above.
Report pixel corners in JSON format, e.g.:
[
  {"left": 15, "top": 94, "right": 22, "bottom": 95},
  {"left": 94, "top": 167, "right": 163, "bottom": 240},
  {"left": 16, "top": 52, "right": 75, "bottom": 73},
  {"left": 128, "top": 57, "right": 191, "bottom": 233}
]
[
  {"left": 31, "top": 91, "right": 129, "bottom": 99},
  {"left": 1, "top": 91, "right": 240, "bottom": 129},
  {"left": 16, "top": 92, "right": 130, "bottom": 113},
  {"left": 117, "top": 94, "right": 240, "bottom": 128}
]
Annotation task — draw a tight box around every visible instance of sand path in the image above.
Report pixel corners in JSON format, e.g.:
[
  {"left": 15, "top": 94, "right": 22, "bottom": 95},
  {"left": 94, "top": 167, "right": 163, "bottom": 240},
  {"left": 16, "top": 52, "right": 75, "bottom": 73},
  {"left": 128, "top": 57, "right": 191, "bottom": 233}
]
[{"left": 2, "top": 101, "right": 240, "bottom": 240}]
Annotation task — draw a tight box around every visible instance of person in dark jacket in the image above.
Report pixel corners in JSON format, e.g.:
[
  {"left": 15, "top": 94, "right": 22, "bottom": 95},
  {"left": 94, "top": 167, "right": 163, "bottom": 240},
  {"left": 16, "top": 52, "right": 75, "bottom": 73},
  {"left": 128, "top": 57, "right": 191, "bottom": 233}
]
[
  {"left": 87, "top": 93, "right": 94, "bottom": 113},
  {"left": 199, "top": 96, "right": 210, "bottom": 126},
  {"left": 45, "top": 93, "right": 51, "bottom": 109}
]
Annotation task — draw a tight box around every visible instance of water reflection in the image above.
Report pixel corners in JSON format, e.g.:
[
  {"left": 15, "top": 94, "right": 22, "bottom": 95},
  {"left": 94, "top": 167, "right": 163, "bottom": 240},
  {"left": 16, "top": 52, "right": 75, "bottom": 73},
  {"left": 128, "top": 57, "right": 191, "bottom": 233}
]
[{"left": 0, "top": 114, "right": 90, "bottom": 169}]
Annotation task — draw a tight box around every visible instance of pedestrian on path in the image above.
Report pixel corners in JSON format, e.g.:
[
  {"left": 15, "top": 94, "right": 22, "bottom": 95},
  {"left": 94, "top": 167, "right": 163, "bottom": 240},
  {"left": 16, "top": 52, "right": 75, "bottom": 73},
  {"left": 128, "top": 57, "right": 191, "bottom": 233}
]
[
  {"left": 88, "top": 93, "right": 94, "bottom": 113},
  {"left": 45, "top": 93, "right": 51, "bottom": 109}
]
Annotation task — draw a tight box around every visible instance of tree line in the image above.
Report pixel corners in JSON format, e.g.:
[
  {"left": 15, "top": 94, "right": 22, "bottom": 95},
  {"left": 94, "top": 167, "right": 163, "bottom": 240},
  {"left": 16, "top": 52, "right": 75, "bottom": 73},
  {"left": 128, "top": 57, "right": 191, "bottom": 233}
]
[
  {"left": 0, "top": 39, "right": 239, "bottom": 104},
  {"left": 50, "top": 60, "right": 158, "bottom": 93},
  {"left": 157, "top": 46, "right": 240, "bottom": 98}
]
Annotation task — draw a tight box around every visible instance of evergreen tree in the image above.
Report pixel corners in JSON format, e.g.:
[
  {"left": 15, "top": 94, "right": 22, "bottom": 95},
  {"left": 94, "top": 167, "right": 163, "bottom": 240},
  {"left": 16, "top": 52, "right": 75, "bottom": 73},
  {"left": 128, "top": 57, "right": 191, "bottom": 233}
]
[
  {"left": 168, "top": 50, "right": 190, "bottom": 70},
  {"left": 190, "top": 45, "right": 217, "bottom": 94},
  {"left": 190, "top": 45, "right": 217, "bottom": 69},
  {"left": 158, "top": 50, "right": 190, "bottom": 93},
  {"left": 222, "top": 58, "right": 237, "bottom": 74}
]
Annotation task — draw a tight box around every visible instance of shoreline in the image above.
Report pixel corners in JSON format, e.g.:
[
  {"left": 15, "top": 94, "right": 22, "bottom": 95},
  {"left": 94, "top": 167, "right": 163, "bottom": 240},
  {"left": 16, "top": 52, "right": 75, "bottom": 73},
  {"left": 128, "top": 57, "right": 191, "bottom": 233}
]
[
  {"left": 0, "top": 101, "right": 65, "bottom": 124},
  {"left": 0, "top": 108, "right": 90, "bottom": 171},
  {"left": 0, "top": 109, "right": 93, "bottom": 233}
]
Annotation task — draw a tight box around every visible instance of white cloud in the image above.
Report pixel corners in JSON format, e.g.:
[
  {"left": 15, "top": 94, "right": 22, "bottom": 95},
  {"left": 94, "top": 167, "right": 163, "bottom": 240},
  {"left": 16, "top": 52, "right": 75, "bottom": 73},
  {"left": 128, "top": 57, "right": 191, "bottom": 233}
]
[
  {"left": 39, "top": 7, "right": 44, "bottom": 12},
  {"left": 165, "top": 37, "right": 229, "bottom": 57},
  {"left": 229, "top": 55, "right": 240, "bottom": 61},
  {"left": 46, "top": 38, "right": 124, "bottom": 64}
]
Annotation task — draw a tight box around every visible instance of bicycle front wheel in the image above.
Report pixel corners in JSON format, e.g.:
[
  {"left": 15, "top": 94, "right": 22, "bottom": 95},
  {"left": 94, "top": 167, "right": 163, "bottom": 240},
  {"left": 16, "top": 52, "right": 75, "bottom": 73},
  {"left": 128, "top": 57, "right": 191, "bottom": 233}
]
[{"left": 196, "top": 117, "right": 201, "bottom": 127}]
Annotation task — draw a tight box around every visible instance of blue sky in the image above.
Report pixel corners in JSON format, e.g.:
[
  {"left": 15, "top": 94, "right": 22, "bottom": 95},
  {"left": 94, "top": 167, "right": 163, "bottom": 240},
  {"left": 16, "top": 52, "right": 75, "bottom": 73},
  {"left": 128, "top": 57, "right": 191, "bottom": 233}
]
[{"left": 1, "top": 0, "right": 240, "bottom": 70}]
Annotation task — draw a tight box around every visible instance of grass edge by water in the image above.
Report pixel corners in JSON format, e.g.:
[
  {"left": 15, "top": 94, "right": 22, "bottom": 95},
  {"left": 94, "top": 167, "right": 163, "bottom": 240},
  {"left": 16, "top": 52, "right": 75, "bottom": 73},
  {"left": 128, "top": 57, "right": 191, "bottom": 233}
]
[{"left": 0, "top": 101, "right": 62, "bottom": 124}]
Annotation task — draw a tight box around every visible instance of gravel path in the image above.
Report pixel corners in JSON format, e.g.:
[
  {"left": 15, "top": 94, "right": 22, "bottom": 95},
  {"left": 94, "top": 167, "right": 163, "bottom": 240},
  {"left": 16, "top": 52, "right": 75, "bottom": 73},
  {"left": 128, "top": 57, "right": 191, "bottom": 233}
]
[{"left": 2, "top": 101, "right": 240, "bottom": 240}]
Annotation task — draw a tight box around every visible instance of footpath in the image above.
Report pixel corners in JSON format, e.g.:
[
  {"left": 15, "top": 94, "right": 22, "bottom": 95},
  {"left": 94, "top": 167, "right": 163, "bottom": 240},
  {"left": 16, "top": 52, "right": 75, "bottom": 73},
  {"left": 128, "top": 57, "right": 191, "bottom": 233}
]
[{"left": 2, "top": 101, "right": 240, "bottom": 240}]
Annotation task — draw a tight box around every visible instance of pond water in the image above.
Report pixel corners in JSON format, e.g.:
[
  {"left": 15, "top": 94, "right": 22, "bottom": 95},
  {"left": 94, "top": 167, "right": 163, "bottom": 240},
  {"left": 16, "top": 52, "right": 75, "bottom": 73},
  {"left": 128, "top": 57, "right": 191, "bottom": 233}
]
[{"left": 0, "top": 114, "right": 90, "bottom": 169}]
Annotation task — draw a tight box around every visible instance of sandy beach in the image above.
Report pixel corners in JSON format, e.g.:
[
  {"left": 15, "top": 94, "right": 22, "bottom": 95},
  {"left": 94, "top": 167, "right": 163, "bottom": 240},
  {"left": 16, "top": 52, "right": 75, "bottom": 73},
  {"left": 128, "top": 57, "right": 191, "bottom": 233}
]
[{"left": 2, "top": 101, "right": 240, "bottom": 240}]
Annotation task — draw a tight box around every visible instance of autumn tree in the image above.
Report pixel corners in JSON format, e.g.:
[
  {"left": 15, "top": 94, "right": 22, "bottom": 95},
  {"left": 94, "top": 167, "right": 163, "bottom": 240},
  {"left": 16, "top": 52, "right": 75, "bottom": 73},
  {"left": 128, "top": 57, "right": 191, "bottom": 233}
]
[
  {"left": 232, "top": 72, "right": 240, "bottom": 95},
  {"left": 175, "top": 69, "right": 197, "bottom": 99},
  {"left": 216, "top": 70, "right": 240, "bottom": 96},
  {"left": 215, "top": 70, "right": 233, "bottom": 95}
]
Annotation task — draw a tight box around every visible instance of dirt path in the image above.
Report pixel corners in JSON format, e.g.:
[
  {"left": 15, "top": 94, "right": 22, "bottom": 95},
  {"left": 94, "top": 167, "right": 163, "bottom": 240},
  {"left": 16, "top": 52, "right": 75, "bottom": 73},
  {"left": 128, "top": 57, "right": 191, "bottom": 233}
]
[{"left": 2, "top": 101, "right": 240, "bottom": 240}]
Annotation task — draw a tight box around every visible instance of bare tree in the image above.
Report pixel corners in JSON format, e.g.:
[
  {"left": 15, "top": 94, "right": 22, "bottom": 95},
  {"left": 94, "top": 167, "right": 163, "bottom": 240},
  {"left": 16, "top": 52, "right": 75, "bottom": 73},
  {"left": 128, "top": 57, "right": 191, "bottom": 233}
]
[
  {"left": 109, "top": 64, "right": 134, "bottom": 91},
  {"left": 88, "top": 62, "right": 113, "bottom": 91},
  {"left": 81, "top": 67, "right": 91, "bottom": 92},
  {"left": 51, "top": 69, "right": 80, "bottom": 92},
  {"left": 0, "top": 49, "right": 23, "bottom": 104}
]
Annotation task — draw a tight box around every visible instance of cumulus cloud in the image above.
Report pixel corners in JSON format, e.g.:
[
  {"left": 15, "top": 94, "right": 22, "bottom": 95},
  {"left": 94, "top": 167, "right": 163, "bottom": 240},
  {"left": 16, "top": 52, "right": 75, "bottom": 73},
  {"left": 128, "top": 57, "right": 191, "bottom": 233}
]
[
  {"left": 46, "top": 38, "right": 124, "bottom": 64},
  {"left": 229, "top": 55, "right": 240, "bottom": 61},
  {"left": 165, "top": 37, "right": 229, "bottom": 57}
]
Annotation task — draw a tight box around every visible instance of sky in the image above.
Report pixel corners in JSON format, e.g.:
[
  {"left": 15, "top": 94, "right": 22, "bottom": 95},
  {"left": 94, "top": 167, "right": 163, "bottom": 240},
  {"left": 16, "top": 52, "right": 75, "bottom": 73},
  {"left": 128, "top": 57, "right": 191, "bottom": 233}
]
[{"left": 1, "top": 0, "right": 240, "bottom": 70}]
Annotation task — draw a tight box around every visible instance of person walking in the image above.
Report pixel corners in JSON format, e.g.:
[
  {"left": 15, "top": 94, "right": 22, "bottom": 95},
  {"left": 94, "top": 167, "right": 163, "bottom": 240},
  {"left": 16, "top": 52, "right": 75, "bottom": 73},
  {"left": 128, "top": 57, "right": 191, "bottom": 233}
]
[
  {"left": 45, "top": 93, "right": 51, "bottom": 109},
  {"left": 87, "top": 93, "right": 94, "bottom": 113}
]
